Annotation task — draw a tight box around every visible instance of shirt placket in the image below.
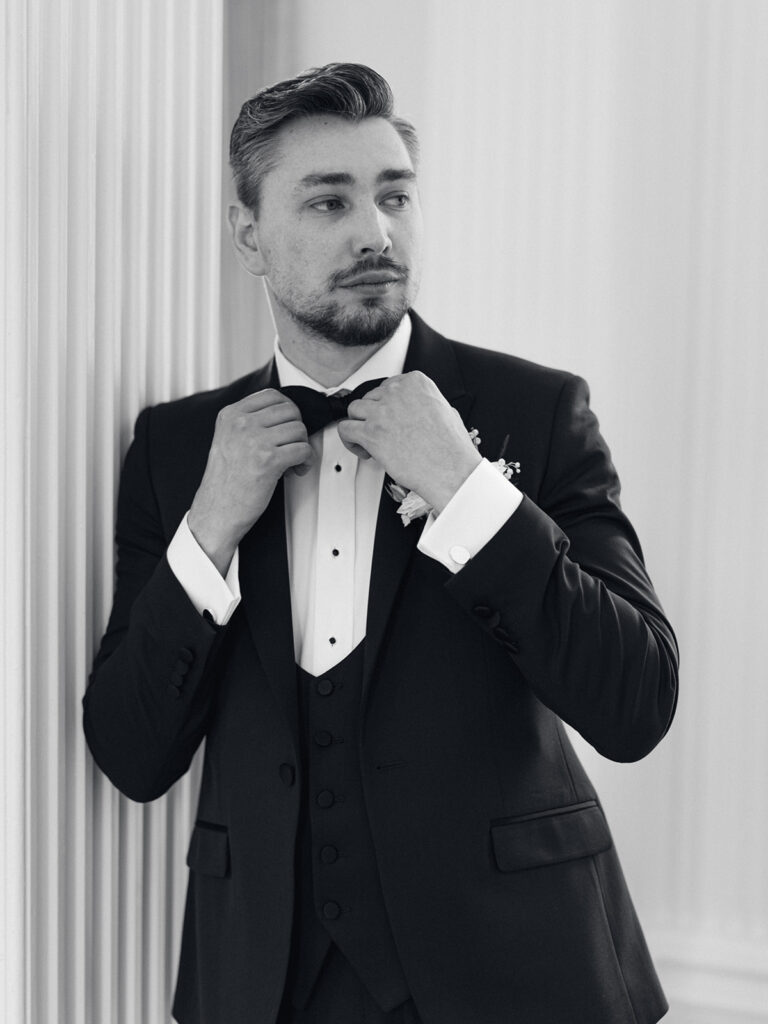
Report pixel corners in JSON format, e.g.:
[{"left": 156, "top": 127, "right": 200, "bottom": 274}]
[{"left": 312, "top": 426, "right": 357, "bottom": 671}]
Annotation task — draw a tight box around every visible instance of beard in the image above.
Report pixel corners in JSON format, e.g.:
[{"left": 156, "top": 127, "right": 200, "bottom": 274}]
[
  {"left": 272, "top": 255, "right": 416, "bottom": 347},
  {"left": 283, "top": 294, "right": 410, "bottom": 347}
]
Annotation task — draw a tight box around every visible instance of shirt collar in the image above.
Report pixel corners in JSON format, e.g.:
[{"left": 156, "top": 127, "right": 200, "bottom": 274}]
[{"left": 273, "top": 314, "right": 412, "bottom": 394}]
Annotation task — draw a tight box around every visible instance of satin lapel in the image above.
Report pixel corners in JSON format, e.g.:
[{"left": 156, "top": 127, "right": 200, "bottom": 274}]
[
  {"left": 236, "top": 358, "right": 299, "bottom": 742},
  {"left": 362, "top": 312, "right": 474, "bottom": 707}
]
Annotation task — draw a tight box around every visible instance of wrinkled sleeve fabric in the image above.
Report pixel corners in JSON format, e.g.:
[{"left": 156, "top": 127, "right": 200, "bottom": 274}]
[
  {"left": 83, "top": 407, "right": 227, "bottom": 802},
  {"left": 445, "top": 375, "right": 678, "bottom": 763}
]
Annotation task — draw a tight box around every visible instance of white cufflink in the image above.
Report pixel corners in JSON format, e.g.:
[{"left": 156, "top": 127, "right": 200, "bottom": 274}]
[{"left": 449, "top": 545, "right": 471, "bottom": 566}]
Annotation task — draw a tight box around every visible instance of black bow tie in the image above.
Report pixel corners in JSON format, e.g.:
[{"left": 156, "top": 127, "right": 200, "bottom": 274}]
[{"left": 280, "top": 378, "right": 386, "bottom": 435}]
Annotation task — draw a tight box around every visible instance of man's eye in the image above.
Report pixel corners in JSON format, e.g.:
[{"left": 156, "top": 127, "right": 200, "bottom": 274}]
[
  {"left": 382, "top": 193, "right": 410, "bottom": 209},
  {"left": 311, "top": 198, "right": 344, "bottom": 212}
]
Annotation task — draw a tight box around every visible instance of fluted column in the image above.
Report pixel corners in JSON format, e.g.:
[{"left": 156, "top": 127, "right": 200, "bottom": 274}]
[{"left": 1, "top": 1, "right": 223, "bottom": 1021}]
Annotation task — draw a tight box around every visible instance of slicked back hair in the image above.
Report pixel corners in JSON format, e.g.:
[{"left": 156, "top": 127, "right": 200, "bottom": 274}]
[{"left": 229, "top": 63, "right": 419, "bottom": 215}]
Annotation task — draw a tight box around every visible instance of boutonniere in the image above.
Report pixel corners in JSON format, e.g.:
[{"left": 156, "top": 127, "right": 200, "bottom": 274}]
[{"left": 387, "top": 431, "right": 521, "bottom": 527}]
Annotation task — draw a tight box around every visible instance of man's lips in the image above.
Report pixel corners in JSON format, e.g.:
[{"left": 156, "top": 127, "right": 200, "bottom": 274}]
[{"left": 338, "top": 271, "right": 405, "bottom": 288}]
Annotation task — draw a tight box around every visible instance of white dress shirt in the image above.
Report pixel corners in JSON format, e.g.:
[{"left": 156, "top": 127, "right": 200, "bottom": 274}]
[{"left": 167, "top": 314, "right": 522, "bottom": 675}]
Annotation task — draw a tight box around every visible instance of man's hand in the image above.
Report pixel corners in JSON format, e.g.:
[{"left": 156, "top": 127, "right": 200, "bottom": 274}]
[
  {"left": 338, "top": 372, "right": 482, "bottom": 514},
  {"left": 188, "top": 389, "right": 312, "bottom": 575}
]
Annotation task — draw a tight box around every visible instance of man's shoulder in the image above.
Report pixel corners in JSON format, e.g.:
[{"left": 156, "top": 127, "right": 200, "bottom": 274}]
[
  {"left": 411, "top": 310, "right": 577, "bottom": 392},
  {"left": 449, "top": 336, "right": 576, "bottom": 393},
  {"left": 150, "top": 365, "right": 271, "bottom": 420}
]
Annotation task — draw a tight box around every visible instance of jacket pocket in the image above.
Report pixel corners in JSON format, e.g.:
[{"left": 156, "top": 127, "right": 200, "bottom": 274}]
[
  {"left": 186, "top": 820, "right": 230, "bottom": 878},
  {"left": 491, "top": 800, "right": 612, "bottom": 872}
]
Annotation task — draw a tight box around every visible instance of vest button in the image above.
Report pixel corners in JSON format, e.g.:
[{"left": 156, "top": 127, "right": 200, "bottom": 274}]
[
  {"left": 278, "top": 763, "right": 295, "bottom": 787},
  {"left": 316, "top": 789, "right": 335, "bottom": 808},
  {"left": 322, "top": 901, "right": 341, "bottom": 920},
  {"left": 314, "top": 730, "right": 333, "bottom": 747},
  {"left": 320, "top": 845, "right": 338, "bottom": 864},
  {"left": 316, "top": 678, "right": 334, "bottom": 696}
]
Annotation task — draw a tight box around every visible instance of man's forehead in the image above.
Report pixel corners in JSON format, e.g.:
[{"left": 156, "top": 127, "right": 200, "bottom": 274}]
[{"left": 272, "top": 115, "right": 415, "bottom": 186}]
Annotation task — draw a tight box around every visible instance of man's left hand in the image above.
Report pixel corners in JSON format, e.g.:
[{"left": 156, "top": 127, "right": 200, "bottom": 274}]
[{"left": 338, "top": 372, "right": 482, "bottom": 515}]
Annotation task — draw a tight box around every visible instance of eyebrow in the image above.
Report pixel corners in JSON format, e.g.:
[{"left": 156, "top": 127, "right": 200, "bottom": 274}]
[{"left": 298, "top": 168, "right": 417, "bottom": 189}]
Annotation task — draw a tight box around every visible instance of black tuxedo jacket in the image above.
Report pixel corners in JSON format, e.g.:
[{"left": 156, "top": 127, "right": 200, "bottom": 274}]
[{"left": 84, "top": 312, "right": 677, "bottom": 1024}]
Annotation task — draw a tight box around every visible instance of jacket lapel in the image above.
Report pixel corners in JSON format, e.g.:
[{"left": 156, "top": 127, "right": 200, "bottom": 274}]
[
  {"left": 362, "top": 312, "right": 474, "bottom": 707},
  {"left": 236, "top": 360, "right": 300, "bottom": 742}
]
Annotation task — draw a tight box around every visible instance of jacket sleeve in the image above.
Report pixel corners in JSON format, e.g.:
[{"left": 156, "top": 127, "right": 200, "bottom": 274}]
[
  {"left": 445, "top": 374, "right": 679, "bottom": 762},
  {"left": 83, "top": 407, "right": 226, "bottom": 802}
]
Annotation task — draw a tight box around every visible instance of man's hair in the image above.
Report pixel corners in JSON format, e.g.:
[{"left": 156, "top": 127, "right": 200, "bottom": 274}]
[{"left": 229, "top": 63, "right": 419, "bottom": 215}]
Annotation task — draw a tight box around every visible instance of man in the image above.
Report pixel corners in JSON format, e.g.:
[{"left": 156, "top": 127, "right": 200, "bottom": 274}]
[{"left": 83, "top": 63, "right": 678, "bottom": 1024}]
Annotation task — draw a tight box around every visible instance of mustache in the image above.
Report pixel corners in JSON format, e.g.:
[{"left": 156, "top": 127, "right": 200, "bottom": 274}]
[{"left": 330, "top": 256, "right": 409, "bottom": 288}]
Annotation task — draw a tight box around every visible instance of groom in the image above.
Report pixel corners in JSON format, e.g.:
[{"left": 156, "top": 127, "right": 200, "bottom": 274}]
[{"left": 83, "top": 63, "right": 678, "bottom": 1024}]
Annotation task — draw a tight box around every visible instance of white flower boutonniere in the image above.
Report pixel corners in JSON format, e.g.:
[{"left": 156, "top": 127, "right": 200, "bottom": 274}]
[{"left": 387, "top": 431, "right": 521, "bottom": 526}]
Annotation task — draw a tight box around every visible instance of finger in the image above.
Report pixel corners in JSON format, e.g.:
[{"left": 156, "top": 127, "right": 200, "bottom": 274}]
[
  {"left": 345, "top": 392, "right": 386, "bottom": 419},
  {"left": 336, "top": 420, "right": 372, "bottom": 459},
  {"left": 278, "top": 442, "right": 313, "bottom": 468},
  {"left": 278, "top": 441, "right": 314, "bottom": 470},
  {"left": 269, "top": 420, "right": 309, "bottom": 446},
  {"left": 345, "top": 397, "right": 369, "bottom": 420},
  {"left": 339, "top": 438, "right": 372, "bottom": 460},
  {"left": 256, "top": 399, "right": 303, "bottom": 427},
  {"left": 233, "top": 388, "right": 292, "bottom": 414}
]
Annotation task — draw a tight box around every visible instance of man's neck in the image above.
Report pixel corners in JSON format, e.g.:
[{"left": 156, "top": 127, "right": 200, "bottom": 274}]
[{"left": 277, "top": 330, "right": 390, "bottom": 388}]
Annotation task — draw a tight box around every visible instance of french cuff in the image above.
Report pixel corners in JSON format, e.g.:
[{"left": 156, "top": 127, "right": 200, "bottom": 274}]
[
  {"left": 417, "top": 458, "right": 523, "bottom": 573},
  {"left": 166, "top": 512, "right": 241, "bottom": 626}
]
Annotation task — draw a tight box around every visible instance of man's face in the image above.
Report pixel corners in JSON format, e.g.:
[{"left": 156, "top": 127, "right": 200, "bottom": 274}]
[{"left": 250, "top": 115, "right": 423, "bottom": 347}]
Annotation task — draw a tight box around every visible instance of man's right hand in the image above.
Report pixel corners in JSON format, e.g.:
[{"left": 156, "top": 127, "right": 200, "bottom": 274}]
[{"left": 187, "top": 389, "right": 312, "bottom": 576}]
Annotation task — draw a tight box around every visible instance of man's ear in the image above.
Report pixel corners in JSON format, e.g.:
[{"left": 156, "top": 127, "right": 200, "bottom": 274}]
[{"left": 228, "top": 201, "right": 267, "bottom": 276}]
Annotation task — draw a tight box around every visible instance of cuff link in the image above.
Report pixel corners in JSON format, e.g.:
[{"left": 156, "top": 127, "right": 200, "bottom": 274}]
[{"left": 449, "top": 544, "right": 471, "bottom": 566}]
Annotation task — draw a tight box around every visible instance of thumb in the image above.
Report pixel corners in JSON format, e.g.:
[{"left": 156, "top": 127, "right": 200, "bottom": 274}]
[{"left": 337, "top": 419, "right": 372, "bottom": 460}]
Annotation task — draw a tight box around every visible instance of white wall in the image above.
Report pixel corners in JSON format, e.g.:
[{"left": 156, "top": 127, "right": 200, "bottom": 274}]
[{"left": 284, "top": 1, "right": 768, "bottom": 1019}]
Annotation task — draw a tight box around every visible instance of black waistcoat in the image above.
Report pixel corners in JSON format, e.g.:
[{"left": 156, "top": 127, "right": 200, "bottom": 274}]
[{"left": 286, "top": 641, "right": 410, "bottom": 1011}]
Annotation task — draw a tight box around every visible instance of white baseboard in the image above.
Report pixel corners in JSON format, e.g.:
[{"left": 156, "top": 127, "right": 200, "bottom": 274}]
[{"left": 649, "top": 929, "right": 768, "bottom": 1023}]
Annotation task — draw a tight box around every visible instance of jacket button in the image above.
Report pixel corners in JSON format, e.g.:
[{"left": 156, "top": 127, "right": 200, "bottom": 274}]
[
  {"left": 170, "top": 670, "right": 185, "bottom": 686},
  {"left": 322, "top": 901, "right": 341, "bottom": 920},
  {"left": 316, "top": 678, "right": 334, "bottom": 696},
  {"left": 314, "top": 730, "right": 333, "bottom": 747},
  {"left": 279, "top": 763, "right": 295, "bottom": 787},
  {"left": 172, "top": 658, "right": 190, "bottom": 676},
  {"left": 320, "top": 845, "right": 339, "bottom": 864},
  {"left": 317, "top": 790, "right": 335, "bottom": 809},
  {"left": 167, "top": 683, "right": 182, "bottom": 699},
  {"left": 178, "top": 648, "right": 194, "bottom": 664},
  {"left": 492, "top": 624, "right": 510, "bottom": 642}
]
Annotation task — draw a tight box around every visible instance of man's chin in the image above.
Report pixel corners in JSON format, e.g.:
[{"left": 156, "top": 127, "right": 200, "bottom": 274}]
[{"left": 295, "top": 302, "right": 408, "bottom": 348}]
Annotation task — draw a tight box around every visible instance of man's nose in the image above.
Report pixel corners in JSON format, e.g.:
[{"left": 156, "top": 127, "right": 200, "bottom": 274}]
[{"left": 351, "top": 205, "right": 391, "bottom": 257}]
